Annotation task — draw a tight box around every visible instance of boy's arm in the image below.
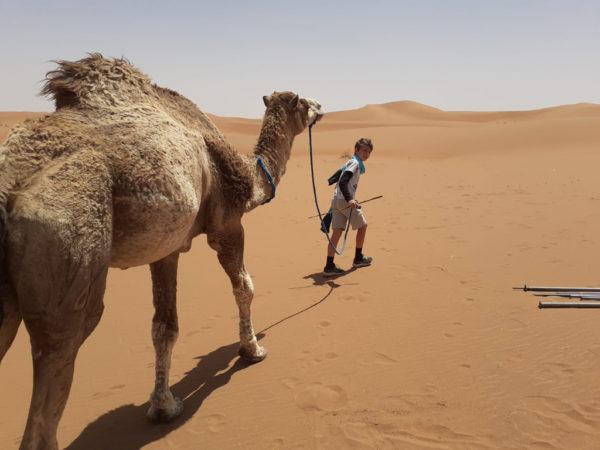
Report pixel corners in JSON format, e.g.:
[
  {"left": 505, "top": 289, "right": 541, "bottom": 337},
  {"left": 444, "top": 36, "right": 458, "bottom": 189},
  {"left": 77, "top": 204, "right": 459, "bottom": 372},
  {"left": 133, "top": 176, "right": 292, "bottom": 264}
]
[{"left": 338, "top": 171, "right": 354, "bottom": 202}]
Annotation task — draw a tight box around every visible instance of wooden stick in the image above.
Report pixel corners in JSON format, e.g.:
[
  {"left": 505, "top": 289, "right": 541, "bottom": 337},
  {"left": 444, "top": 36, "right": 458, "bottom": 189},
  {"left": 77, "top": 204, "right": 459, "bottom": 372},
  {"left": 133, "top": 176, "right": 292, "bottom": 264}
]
[{"left": 308, "top": 195, "right": 383, "bottom": 219}]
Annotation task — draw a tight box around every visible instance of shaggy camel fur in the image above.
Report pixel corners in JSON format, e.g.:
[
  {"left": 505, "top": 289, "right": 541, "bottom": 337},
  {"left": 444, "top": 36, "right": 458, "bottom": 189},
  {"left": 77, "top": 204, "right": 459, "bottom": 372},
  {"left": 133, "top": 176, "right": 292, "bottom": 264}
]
[{"left": 0, "top": 54, "right": 324, "bottom": 450}]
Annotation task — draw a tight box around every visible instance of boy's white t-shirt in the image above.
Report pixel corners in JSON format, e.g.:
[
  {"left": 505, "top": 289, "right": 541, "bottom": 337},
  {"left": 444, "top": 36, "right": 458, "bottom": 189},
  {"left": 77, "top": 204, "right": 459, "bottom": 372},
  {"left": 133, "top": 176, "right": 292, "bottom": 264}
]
[{"left": 333, "top": 158, "right": 361, "bottom": 201}]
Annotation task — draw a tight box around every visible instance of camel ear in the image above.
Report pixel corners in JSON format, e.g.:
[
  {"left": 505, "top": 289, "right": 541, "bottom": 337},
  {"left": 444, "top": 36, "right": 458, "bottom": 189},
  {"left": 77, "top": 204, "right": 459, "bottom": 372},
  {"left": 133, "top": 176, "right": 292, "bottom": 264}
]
[
  {"left": 289, "top": 94, "right": 299, "bottom": 109},
  {"left": 263, "top": 95, "right": 271, "bottom": 107}
]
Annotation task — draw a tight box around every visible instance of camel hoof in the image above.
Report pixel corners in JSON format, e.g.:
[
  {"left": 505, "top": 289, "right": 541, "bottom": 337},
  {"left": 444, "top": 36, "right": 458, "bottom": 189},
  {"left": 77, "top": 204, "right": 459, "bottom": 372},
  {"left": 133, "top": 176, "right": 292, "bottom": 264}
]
[
  {"left": 238, "top": 345, "right": 268, "bottom": 363},
  {"left": 147, "top": 397, "right": 184, "bottom": 423}
]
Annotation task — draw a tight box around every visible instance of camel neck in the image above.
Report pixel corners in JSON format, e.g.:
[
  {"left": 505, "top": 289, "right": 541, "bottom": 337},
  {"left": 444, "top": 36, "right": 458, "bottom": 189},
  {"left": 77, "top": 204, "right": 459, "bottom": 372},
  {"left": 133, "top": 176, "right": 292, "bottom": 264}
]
[
  {"left": 253, "top": 112, "right": 294, "bottom": 185},
  {"left": 247, "top": 111, "right": 294, "bottom": 210}
]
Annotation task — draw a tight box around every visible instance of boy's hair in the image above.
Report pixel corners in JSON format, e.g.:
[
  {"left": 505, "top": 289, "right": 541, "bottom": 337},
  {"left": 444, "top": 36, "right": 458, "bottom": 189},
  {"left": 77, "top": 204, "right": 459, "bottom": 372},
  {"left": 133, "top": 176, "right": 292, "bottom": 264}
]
[{"left": 354, "top": 138, "right": 373, "bottom": 152}]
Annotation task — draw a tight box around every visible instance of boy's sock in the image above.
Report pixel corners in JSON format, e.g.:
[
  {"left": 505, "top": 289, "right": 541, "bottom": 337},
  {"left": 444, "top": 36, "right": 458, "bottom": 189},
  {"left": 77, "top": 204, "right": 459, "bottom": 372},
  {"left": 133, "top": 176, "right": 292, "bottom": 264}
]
[
  {"left": 326, "top": 256, "right": 335, "bottom": 268},
  {"left": 354, "top": 248, "right": 363, "bottom": 261}
]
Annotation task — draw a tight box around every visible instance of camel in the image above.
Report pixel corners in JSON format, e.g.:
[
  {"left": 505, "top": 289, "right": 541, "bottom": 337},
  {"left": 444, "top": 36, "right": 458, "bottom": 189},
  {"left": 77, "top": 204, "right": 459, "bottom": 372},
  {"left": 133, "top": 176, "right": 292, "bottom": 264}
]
[{"left": 0, "top": 53, "right": 324, "bottom": 450}]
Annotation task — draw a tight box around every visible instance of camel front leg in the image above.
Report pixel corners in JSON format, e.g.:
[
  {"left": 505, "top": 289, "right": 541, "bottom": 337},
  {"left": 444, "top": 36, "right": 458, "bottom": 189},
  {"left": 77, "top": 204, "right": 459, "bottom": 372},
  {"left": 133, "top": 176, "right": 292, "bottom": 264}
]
[
  {"left": 147, "top": 252, "right": 184, "bottom": 423},
  {"left": 208, "top": 228, "right": 267, "bottom": 363}
]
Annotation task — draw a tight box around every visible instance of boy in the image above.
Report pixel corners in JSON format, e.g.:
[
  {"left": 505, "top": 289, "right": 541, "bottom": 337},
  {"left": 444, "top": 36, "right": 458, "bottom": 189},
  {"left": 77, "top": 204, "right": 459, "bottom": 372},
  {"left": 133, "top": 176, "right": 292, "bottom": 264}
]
[{"left": 323, "top": 138, "right": 373, "bottom": 276}]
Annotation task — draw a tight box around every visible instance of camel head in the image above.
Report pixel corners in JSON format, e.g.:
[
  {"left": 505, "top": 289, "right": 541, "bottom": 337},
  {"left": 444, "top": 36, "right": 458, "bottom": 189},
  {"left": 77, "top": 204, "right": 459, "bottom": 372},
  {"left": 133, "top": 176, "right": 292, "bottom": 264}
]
[{"left": 262, "top": 91, "right": 324, "bottom": 134}]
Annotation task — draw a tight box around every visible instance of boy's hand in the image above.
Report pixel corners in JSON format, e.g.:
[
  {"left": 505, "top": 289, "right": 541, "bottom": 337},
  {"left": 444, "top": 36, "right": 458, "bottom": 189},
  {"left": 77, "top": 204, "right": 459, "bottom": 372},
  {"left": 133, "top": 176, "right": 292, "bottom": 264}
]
[{"left": 348, "top": 199, "right": 359, "bottom": 209}]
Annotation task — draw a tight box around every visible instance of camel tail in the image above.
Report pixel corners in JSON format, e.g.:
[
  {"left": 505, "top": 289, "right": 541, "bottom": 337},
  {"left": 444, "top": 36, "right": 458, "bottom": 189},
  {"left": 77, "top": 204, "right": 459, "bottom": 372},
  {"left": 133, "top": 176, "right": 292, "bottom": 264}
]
[
  {"left": 0, "top": 191, "right": 6, "bottom": 328},
  {"left": 0, "top": 188, "right": 13, "bottom": 329},
  {"left": 0, "top": 189, "right": 21, "bottom": 362}
]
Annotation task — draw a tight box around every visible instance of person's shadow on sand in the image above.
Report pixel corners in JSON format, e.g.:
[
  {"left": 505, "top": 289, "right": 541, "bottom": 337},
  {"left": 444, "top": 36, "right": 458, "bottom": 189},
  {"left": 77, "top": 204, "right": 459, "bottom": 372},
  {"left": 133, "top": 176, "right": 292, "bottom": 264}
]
[
  {"left": 66, "top": 281, "right": 342, "bottom": 450},
  {"left": 302, "top": 267, "right": 356, "bottom": 286}
]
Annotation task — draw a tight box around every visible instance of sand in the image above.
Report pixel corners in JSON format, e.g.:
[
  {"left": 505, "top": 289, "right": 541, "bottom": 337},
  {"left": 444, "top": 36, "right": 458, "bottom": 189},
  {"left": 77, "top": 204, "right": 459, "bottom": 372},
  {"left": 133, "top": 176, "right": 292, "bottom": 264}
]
[{"left": 2, "top": 101, "right": 600, "bottom": 449}]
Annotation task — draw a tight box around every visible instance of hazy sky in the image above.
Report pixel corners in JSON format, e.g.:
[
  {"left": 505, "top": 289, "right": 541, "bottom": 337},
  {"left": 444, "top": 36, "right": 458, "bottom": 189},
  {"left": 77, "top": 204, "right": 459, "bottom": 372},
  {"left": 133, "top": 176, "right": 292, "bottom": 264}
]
[{"left": 1, "top": 0, "right": 598, "bottom": 118}]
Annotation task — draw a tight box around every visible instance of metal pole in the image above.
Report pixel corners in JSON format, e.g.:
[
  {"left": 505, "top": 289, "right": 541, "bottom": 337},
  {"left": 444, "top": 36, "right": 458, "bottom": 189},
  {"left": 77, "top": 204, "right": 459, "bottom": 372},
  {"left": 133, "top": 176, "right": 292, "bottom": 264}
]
[
  {"left": 515, "top": 285, "right": 600, "bottom": 292},
  {"left": 539, "top": 301, "right": 600, "bottom": 308},
  {"left": 534, "top": 292, "right": 600, "bottom": 299}
]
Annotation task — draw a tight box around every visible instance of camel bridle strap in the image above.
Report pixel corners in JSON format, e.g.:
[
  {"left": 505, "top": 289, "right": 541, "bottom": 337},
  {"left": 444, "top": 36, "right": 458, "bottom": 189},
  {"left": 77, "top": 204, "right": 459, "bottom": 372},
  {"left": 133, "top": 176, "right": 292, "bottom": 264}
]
[
  {"left": 308, "top": 122, "right": 352, "bottom": 255},
  {"left": 257, "top": 157, "right": 276, "bottom": 204}
]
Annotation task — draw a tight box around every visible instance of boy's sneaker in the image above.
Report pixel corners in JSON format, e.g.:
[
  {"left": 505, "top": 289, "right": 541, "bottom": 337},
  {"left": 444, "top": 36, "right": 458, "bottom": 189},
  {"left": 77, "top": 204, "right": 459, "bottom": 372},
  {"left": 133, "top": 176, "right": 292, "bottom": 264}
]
[
  {"left": 323, "top": 264, "right": 345, "bottom": 277},
  {"left": 352, "top": 255, "right": 373, "bottom": 268}
]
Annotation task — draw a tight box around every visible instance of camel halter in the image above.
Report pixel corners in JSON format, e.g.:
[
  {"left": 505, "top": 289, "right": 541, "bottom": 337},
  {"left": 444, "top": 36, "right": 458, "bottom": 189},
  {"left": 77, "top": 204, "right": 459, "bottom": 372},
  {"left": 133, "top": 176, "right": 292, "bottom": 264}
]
[
  {"left": 257, "top": 157, "right": 276, "bottom": 204},
  {"left": 308, "top": 121, "right": 352, "bottom": 255}
]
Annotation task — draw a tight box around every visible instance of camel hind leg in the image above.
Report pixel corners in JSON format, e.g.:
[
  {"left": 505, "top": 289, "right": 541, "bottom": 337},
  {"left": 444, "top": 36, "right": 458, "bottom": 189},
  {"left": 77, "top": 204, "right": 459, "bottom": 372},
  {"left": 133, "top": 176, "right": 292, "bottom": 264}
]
[
  {"left": 16, "top": 259, "right": 108, "bottom": 450},
  {"left": 147, "top": 252, "right": 184, "bottom": 423},
  {"left": 8, "top": 215, "right": 110, "bottom": 449}
]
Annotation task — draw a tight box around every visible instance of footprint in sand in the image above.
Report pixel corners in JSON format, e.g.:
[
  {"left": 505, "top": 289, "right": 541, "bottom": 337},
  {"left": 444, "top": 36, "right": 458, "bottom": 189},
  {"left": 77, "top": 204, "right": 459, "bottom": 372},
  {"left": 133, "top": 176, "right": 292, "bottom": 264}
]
[
  {"left": 341, "top": 292, "right": 371, "bottom": 303},
  {"left": 298, "top": 351, "right": 340, "bottom": 368},
  {"left": 338, "top": 422, "right": 379, "bottom": 448},
  {"left": 545, "top": 361, "right": 576, "bottom": 376},
  {"left": 297, "top": 350, "right": 314, "bottom": 368},
  {"left": 366, "top": 352, "right": 399, "bottom": 365},
  {"left": 358, "top": 292, "right": 370, "bottom": 303},
  {"left": 294, "top": 383, "right": 348, "bottom": 411},
  {"left": 281, "top": 377, "right": 302, "bottom": 390},
  {"left": 444, "top": 322, "right": 463, "bottom": 338},
  {"left": 311, "top": 352, "right": 340, "bottom": 365},
  {"left": 204, "top": 412, "right": 226, "bottom": 433},
  {"left": 268, "top": 438, "right": 285, "bottom": 448},
  {"left": 186, "top": 329, "right": 201, "bottom": 337},
  {"left": 318, "top": 321, "right": 332, "bottom": 336},
  {"left": 92, "top": 384, "right": 125, "bottom": 399}
]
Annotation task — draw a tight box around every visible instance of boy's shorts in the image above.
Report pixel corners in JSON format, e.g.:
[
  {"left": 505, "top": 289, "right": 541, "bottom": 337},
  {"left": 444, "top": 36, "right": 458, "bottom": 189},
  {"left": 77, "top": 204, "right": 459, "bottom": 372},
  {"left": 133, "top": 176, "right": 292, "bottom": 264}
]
[{"left": 331, "top": 197, "right": 367, "bottom": 230}]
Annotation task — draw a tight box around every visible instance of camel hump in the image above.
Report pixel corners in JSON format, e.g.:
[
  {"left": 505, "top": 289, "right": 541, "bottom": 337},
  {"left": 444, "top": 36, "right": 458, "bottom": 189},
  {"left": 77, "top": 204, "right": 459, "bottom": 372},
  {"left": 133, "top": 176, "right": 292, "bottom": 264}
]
[{"left": 40, "top": 53, "right": 156, "bottom": 109}]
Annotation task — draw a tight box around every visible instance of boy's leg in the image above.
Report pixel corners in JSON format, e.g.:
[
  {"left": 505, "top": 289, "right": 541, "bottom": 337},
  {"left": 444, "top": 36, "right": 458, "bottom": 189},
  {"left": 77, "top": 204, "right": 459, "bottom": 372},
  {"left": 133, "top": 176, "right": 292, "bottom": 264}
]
[
  {"left": 327, "top": 228, "right": 344, "bottom": 258},
  {"left": 353, "top": 224, "right": 372, "bottom": 267},
  {"left": 324, "top": 228, "right": 345, "bottom": 275},
  {"left": 356, "top": 223, "right": 367, "bottom": 249},
  {"left": 324, "top": 199, "right": 350, "bottom": 275}
]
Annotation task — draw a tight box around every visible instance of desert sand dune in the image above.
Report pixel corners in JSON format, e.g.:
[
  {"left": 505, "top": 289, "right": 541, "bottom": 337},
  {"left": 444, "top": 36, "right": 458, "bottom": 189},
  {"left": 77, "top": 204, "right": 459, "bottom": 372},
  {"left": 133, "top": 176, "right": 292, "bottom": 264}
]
[{"left": 2, "top": 102, "right": 600, "bottom": 449}]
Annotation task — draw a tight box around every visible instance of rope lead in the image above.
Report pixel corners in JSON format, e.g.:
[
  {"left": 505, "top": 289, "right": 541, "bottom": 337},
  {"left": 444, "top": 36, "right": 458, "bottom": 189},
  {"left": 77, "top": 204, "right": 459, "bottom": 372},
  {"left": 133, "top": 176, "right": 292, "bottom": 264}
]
[{"left": 308, "top": 122, "right": 352, "bottom": 255}]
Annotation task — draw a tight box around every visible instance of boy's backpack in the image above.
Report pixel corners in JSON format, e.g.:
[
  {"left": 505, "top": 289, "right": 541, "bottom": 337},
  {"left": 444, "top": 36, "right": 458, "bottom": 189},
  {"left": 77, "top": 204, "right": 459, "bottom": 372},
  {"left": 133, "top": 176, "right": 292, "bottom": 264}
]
[{"left": 320, "top": 209, "right": 332, "bottom": 234}]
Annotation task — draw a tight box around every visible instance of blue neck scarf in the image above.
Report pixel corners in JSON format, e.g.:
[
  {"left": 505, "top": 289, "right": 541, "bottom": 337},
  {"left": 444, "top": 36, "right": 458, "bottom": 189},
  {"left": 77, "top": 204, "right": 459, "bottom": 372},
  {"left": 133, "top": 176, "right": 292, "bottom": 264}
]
[
  {"left": 335, "top": 154, "right": 366, "bottom": 178},
  {"left": 353, "top": 154, "right": 366, "bottom": 174}
]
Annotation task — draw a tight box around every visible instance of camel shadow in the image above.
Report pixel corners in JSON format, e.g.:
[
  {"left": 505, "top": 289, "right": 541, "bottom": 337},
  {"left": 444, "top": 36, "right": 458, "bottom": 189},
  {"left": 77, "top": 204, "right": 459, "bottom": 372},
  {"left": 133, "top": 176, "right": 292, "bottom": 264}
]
[
  {"left": 66, "top": 284, "right": 339, "bottom": 450},
  {"left": 66, "top": 337, "right": 258, "bottom": 450}
]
